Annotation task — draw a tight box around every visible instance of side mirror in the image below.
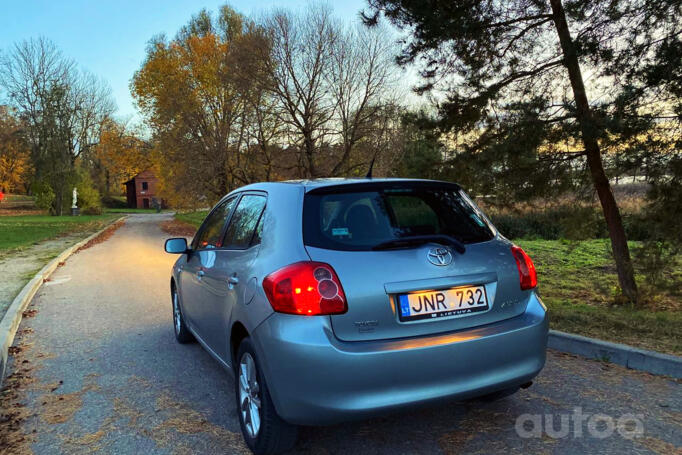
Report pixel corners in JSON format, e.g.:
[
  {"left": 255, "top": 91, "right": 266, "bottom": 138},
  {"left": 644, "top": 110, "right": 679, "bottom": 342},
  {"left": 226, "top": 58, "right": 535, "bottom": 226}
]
[{"left": 165, "top": 238, "right": 188, "bottom": 254}]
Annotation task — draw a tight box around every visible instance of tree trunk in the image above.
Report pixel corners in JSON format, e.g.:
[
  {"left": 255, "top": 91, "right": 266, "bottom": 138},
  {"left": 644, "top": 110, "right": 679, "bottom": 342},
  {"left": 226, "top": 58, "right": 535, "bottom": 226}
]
[
  {"left": 54, "top": 190, "right": 62, "bottom": 216},
  {"left": 549, "top": 0, "right": 638, "bottom": 303},
  {"left": 303, "top": 133, "right": 317, "bottom": 178}
]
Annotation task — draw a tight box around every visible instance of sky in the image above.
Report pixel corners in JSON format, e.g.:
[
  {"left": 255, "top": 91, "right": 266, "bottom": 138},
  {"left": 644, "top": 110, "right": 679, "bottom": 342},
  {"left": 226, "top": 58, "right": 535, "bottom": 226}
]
[{"left": 0, "top": 0, "right": 376, "bottom": 121}]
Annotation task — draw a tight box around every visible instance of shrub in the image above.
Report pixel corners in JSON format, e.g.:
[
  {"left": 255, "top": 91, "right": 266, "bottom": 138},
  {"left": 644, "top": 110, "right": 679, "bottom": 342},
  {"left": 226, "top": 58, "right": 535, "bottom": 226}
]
[
  {"left": 68, "top": 169, "right": 101, "bottom": 213},
  {"left": 491, "top": 212, "right": 561, "bottom": 239},
  {"left": 101, "top": 195, "right": 127, "bottom": 209},
  {"left": 634, "top": 240, "right": 680, "bottom": 305},
  {"left": 82, "top": 206, "right": 103, "bottom": 215},
  {"left": 32, "top": 180, "right": 55, "bottom": 212},
  {"left": 490, "top": 206, "right": 602, "bottom": 240},
  {"left": 489, "top": 205, "right": 650, "bottom": 241},
  {"left": 75, "top": 183, "right": 101, "bottom": 211},
  {"left": 622, "top": 213, "right": 651, "bottom": 242}
]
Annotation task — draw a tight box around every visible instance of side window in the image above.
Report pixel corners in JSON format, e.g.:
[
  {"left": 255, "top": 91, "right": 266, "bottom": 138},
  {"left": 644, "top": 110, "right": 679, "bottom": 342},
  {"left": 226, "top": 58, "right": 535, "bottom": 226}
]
[
  {"left": 222, "top": 194, "right": 266, "bottom": 249},
  {"left": 193, "top": 197, "right": 236, "bottom": 250}
]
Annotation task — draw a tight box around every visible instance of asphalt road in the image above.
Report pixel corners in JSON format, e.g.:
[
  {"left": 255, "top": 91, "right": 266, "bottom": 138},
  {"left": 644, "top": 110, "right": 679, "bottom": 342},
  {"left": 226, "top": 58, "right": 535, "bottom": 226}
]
[{"left": 3, "top": 214, "right": 681, "bottom": 454}]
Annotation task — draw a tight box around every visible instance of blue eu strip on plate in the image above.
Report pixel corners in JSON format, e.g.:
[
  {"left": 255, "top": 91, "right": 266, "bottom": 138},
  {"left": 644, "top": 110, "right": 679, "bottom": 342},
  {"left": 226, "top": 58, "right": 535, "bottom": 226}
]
[{"left": 399, "top": 294, "right": 411, "bottom": 317}]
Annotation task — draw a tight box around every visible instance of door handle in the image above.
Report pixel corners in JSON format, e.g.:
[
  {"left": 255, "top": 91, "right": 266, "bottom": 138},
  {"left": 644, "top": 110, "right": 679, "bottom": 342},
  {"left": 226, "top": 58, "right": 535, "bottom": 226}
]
[
  {"left": 227, "top": 275, "right": 239, "bottom": 289},
  {"left": 197, "top": 270, "right": 205, "bottom": 279}
]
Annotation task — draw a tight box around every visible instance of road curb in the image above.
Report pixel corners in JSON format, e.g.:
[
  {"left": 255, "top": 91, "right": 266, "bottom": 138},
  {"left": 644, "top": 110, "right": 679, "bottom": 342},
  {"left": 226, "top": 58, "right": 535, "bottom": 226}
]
[
  {"left": 0, "top": 216, "right": 126, "bottom": 386},
  {"left": 549, "top": 329, "right": 682, "bottom": 379}
]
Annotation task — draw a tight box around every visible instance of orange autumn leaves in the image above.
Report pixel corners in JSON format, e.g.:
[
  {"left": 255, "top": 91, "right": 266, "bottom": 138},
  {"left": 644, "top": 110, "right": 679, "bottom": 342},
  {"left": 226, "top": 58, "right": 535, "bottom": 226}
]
[
  {"left": 95, "top": 120, "right": 152, "bottom": 195},
  {"left": 133, "top": 34, "right": 234, "bottom": 129},
  {"left": 0, "top": 106, "right": 30, "bottom": 193}
]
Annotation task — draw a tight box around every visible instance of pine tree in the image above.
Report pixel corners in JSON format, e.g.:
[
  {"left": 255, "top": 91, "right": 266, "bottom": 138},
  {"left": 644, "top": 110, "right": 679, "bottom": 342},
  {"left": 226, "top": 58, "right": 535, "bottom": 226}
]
[{"left": 364, "top": 0, "right": 682, "bottom": 303}]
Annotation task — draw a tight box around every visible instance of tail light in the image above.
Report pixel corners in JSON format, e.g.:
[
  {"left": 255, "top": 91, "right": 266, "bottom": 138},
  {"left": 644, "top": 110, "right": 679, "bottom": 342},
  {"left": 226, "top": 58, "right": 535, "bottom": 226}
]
[
  {"left": 262, "top": 262, "right": 347, "bottom": 315},
  {"left": 511, "top": 246, "right": 537, "bottom": 290}
]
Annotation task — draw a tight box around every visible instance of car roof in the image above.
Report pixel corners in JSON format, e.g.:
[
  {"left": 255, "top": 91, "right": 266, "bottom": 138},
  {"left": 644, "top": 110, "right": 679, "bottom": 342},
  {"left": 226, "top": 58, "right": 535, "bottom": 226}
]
[
  {"left": 227, "top": 178, "right": 461, "bottom": 196},
  {"left": 287, "top": 177, "right": 421, "bottom": 188},
  {"left": 289, "top": 177, "right": 460, "bottom": 191}
]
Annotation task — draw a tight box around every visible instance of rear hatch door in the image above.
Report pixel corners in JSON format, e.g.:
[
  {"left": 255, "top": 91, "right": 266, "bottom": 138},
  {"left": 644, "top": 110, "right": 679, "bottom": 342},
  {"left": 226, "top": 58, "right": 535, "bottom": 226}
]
[
  {"left": 302, "top": 181, "right": 530, "bottom": 342},
  {"left": 306, "top": 241, "right": 528, "bottom": 341}
]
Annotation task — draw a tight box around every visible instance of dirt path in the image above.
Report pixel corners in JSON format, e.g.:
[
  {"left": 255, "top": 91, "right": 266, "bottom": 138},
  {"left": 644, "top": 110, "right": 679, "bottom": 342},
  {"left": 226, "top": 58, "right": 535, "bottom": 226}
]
[{"left": 1, "top": 213, "right": 680, "bottom": 454}]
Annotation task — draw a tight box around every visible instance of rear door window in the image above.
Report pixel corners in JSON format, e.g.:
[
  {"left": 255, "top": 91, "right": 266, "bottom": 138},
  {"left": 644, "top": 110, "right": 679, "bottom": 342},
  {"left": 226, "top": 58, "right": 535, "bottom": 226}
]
[
  {"left": 303, "top": 184, "right": 494, "bottom": 251},
  {"left": 193, "top": 197, "right": 237, "bottom": 250},
  {"left": 251, "top": 213, "right": 265, "bottom": 246},
  {"left": 222, "top": 194, "right": 267, "bottom": 249}
]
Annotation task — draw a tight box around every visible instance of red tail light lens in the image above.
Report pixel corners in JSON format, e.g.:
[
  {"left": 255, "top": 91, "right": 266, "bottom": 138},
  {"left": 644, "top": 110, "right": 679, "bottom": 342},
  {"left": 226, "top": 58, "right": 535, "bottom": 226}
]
[
  {"left": 262, "top": 262, "right": 347, "bottom": 315},
  {"left": 511, "top": 246, "right": 537, "bottom": 290}
]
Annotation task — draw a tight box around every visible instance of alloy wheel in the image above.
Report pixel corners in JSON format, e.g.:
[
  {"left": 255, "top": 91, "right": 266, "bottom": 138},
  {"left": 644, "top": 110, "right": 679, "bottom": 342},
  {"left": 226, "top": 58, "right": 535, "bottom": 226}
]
[
  {"left": 238, "top": 352, "right": 262, "bottom": 438},
  {"left": 173, "top": 291, "right": 181, "bottom": 335}
]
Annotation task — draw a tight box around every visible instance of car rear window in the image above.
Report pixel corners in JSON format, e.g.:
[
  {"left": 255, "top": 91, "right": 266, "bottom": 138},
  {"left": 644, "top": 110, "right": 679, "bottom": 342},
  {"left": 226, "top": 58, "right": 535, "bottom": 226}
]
[{"left": 303, "top": 183, "right": 495, "bottom": 251}]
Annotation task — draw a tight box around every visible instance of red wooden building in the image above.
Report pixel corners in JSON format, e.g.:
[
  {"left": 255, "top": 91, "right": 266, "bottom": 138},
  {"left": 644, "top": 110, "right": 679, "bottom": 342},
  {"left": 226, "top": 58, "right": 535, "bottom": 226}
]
[{"left": 124, "top": 170, "right": 163, "bottom": 209}]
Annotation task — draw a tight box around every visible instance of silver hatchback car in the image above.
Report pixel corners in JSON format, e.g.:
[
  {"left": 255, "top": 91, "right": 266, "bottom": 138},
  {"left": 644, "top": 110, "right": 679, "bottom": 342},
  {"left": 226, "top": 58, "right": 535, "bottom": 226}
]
[{"left": 165, "top": 178, "right": 548, "bottom": 454}]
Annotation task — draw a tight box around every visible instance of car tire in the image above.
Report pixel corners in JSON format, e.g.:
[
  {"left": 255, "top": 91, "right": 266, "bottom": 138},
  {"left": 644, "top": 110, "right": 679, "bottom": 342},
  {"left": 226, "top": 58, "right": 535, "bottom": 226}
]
[
  {"left": 172, "top": 286, "right": 194, "bottom": 343},
  {"left": 235, "top": 338, "right": 298, "bottom": 455},
  {"left": 477, "top": 386, "right": 520, "bottom": 402}
]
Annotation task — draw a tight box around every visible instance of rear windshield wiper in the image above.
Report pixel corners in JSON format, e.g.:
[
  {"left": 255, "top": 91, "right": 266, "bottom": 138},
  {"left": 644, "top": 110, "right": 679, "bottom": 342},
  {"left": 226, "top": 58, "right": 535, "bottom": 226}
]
[{"left": 371, "top": 235, "right": 466, "bottom": 254}]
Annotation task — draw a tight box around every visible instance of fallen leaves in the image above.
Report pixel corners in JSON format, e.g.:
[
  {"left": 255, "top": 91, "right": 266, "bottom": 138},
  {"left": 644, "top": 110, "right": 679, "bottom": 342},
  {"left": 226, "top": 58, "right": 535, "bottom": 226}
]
[
  {"left": 21, "top": 309, "right": 37, "bottom": 318},
  {"left": 75, "top": 219, "right": 125, "bottom": 253},
  {"left": 159, "top": 219, "right": 196, "bottom": 237},
  {"left": 150, "top": 391, "right": 248, "bottom": 453},
  {"left": 38, "top": 378, "right": 98, "bottom": 425},
  {"left": 0, "top": 340, "right": 38, "bottom": 454},
  {"left": 634, "top": 436, "right": 682, "bottom": 455}
]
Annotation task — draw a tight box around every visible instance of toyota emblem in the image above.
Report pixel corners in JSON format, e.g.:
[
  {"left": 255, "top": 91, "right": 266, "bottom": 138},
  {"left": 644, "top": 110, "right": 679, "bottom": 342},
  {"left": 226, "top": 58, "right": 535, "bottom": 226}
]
[{"left": 427, "top": 247, "right": 453, "bottom": 266}]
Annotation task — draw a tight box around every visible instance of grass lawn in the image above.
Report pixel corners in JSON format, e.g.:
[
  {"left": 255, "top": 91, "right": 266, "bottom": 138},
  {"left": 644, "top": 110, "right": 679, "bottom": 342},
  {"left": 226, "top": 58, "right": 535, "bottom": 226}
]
[
  {"left": 518, "top": 239, "right": 682, "bottom": 356},
  {"left": 0, "top": 214, "right": 119, "bottom": 252}
]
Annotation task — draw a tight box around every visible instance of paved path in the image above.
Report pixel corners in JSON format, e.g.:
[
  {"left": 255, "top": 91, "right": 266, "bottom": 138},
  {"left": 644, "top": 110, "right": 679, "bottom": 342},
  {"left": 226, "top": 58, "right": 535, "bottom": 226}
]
[
  {"left": 0, "top": 228, "right": 113, "bottom": 319},
  {"left": 2, "top": 214, "right": 680, "bottom": 454}
]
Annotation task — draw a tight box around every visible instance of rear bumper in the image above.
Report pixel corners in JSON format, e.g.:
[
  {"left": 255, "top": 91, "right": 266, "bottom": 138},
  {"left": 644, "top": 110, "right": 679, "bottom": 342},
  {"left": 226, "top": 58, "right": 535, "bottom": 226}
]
[{"left": 252, "top": 293, "right": 548, "bottom": 425}]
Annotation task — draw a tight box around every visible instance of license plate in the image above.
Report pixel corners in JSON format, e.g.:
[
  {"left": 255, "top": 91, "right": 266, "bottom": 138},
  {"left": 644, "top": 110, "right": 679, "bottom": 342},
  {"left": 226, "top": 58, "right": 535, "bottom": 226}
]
[{"left": 398, "top": 285, "right": 489, "bottom": 321}]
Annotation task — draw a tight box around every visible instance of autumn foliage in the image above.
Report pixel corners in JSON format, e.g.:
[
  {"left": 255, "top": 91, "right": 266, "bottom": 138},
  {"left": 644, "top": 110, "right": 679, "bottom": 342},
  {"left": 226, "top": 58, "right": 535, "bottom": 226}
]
[
  {"left": 131, "top": 5, "right": 401, "bottom": 207},
  {"left": 94, "top": 119, "right": 152, "bottom": 195},
  {"left": 0, "top": 106, "right": 31, "bottom": 193},
  {"left": 132, "top": 9, "right": 273, "bottom": 207}
]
